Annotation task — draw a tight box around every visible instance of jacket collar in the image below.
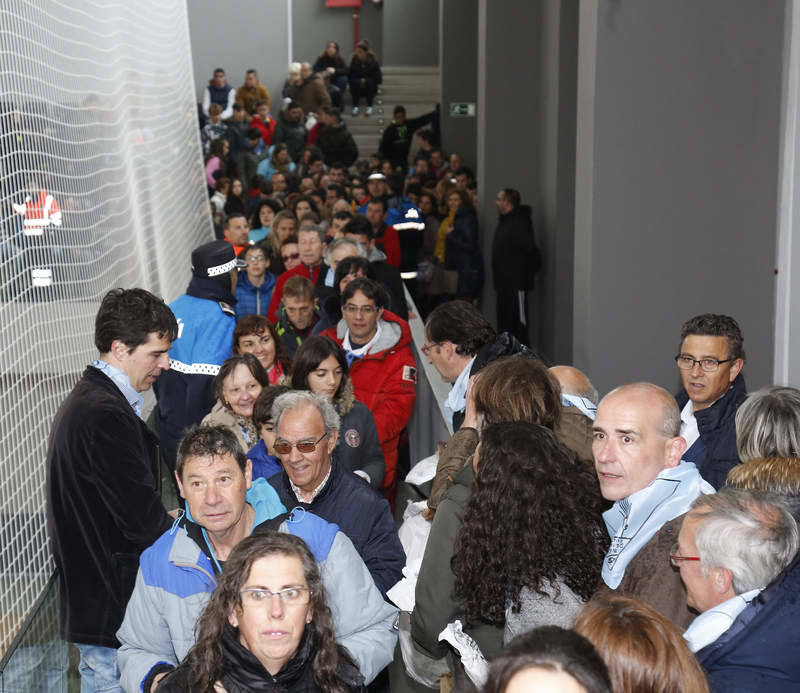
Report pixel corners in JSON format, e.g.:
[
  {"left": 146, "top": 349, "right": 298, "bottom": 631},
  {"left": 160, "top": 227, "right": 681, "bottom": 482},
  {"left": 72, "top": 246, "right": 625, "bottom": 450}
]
[{"left": 677, "top": 373, "right": 747, "bottom": 434}]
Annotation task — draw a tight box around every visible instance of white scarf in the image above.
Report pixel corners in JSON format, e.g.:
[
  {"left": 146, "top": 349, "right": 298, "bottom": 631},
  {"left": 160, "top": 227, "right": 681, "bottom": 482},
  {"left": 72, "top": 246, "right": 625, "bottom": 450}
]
[
  {"left": 683, "top": 588, "right": 762, "bottom": 653},
  {"left": 443, "top": 357, "right": 476, "bottom": 424},
  {"left": 602, "top": 462, "right": 714, "bottom": 589},
  {"left": 342, "top": 322, "right": 382, "bottom": 358}
]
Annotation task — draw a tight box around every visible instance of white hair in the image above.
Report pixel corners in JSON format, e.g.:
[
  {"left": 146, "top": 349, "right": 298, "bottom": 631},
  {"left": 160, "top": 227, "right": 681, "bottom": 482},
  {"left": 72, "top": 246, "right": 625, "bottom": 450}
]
[
  {"left": 272, "top": 391, "right": 341, "bottom": 446},
  {"left": 325, "top": 237, "right": 366, "bottom": 265},
  {"left": 692, "top": 489, "right": 799, "bottom": 594}
]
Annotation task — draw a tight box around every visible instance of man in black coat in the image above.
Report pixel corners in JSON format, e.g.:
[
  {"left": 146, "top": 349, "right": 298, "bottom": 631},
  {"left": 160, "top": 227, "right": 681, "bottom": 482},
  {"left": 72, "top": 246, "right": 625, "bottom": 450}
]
[
  {"left": 491, "top": 188, "right": 541, "bottom": 347},
  {"left": 674, "top": 313, "right": 747, "bottom": 489},
  {"left": 46, "top": 288, "right": 178, "bottom": 691},
  {"left": 378, "top": 105, "right": 437, "bottom": 173}
]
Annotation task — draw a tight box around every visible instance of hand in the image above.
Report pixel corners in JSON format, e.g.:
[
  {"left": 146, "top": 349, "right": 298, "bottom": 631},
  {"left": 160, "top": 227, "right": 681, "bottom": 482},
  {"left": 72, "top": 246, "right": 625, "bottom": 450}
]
[
  {"left": 422, "top": 507, "right": 434, "bottom": 521},
  {"left": 327, "top": 67, "right": 335, "bottom": 74},
  {"left": 151, "top": 672, "right": 168, "bottom": 692},
  {"left": 462, "top": 373, "right": 481, "bottom": 430}
]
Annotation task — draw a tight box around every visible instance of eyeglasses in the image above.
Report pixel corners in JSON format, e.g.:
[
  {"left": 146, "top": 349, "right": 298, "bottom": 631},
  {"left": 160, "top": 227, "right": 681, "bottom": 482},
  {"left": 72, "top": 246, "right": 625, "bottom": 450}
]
[
  {"left": 421, "top": 342, "right": 440, "bottom": 357},
  {"left": 675, "top": 355, "right": 734, "bottom": 372},
  {"left": 273, "top": 432, "right": 329, "bottom": 455},
  {"left": 282, "top": 252, "right": 300, "bottom": 262},
  {"left": 246, "top": 256, "right": 266, "bottom": 264},
  {"left": 239, "top": 587, "right": 311, "bottom": 607},
  {"left": 342, "top": 304, "right": 378, "bottom": 316},
  {"left": 669, "top": 542, "right": 701, "bottom": 567}
]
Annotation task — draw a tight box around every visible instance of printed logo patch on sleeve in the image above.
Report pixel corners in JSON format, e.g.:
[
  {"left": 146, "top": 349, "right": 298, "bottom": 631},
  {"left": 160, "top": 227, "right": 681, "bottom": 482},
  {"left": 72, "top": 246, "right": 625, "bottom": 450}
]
[{"left": 402, "top": 365, "right": 418, "bottom": 384}]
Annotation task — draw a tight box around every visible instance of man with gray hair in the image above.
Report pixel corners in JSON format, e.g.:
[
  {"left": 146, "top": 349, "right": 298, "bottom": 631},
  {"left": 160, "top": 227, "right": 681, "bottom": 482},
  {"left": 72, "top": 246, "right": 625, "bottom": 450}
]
[
  {"left": 268, "top": 391, "right": 405, "bottom": 598},
  {"left": 676, "top": 489, "right": 799, "bottom": 654},
  {"left": 592, "top": 382, "right": 715, "bottom": 629}
]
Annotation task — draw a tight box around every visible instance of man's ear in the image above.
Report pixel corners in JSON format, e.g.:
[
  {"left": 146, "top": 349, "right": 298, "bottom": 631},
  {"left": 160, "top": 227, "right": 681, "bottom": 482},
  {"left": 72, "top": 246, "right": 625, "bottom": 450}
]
[
  {"left": 713, "top": 567, "right": 735, "bottom": 596},
  {"left": 244, "top": 458, "right": 253, "bottom": 489},
  {"left": 175, "top": 470, "right": 186, "bottom": 500},
  {"left": 729, "top": 358, "right": 744, "bottom": 383},
  {"left": 327, "top": 428, "right": 339, "bottom": 452},
  {"left": 376, "top": 306, "right": 384, "bottom": 321},
  {"left": 664, "top": 435, "right": 686, "bottom": 469}
]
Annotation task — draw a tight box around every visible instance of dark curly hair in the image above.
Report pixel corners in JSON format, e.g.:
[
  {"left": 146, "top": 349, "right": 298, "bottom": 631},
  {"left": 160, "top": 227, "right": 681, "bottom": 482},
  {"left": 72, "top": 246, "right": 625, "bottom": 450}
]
[
  {"left": 453, "top": 422, "right": 608, "bottom": 623},
  {"left": 181, "top": 531, "right": 354, "bottom": 693}
]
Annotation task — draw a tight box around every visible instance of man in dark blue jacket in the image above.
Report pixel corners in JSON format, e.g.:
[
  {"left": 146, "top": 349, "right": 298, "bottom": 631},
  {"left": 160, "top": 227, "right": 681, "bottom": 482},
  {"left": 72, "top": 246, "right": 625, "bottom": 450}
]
[
  {"left": 674, "top": 314, "right": 746, "bottom": 489},
  {"left": 677, "top": 489, "right": 800, "bottom": 691},
  {"left": 268, "top": 390, "right": 405, "bottom": 598}
]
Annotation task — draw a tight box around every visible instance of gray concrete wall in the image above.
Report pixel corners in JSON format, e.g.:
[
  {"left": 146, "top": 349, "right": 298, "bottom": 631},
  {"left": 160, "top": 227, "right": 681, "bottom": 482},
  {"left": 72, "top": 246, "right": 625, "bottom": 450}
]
[
  {"left": 383, "top": 0, "right": 439, "bottom": 66},
  {"left": 574, "top": 0, "right": 785, "bottom": 396},
  {"left": 187, "top": 0, "right": 289, "bottom": 109},
  {"left": 475, "top": 0, "right": 577, "bottom": 362},
  {"left": 440, "top": 0, "right": 478, "bottom": 170},
  {"left": 291, "top": 0, "right": 383, "bottom": 66}
]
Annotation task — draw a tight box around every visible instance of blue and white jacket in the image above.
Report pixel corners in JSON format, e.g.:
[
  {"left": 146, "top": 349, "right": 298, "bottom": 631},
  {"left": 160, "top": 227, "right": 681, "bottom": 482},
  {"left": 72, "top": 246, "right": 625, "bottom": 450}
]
[{"left": 116, "top": 479, "right": 397, "bottom": 692}]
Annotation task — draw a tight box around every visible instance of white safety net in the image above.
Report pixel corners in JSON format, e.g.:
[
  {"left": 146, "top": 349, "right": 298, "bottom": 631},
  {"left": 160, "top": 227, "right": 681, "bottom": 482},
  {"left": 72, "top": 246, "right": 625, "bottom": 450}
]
[{"left": 0, "top": 0, "right": 212, "bottom": 658}]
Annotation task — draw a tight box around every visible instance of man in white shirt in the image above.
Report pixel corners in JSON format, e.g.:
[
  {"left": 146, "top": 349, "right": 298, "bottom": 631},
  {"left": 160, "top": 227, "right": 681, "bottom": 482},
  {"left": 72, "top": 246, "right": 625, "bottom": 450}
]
[
  {"left": 674, "top": 313, "right": 746, "bottom": 489},
  {"left": 676, "top": 488, "right": 798, "bottom": 652}
]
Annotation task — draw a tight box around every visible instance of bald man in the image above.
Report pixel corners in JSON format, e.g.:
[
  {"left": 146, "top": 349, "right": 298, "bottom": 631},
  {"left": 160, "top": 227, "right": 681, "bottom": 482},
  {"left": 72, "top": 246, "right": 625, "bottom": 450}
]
[
  {"left": 591, "top": 382, "right": 714, "bottom": 629},
  {"left": 550, "top": 365, "right": 598, "bottom": 465}
]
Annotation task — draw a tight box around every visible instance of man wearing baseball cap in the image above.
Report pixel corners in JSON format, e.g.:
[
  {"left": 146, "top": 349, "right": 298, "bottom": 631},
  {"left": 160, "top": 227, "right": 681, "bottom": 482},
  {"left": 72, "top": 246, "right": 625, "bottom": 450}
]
[{"left": 155, "top": 240, "right": 246, "bottom": 473}]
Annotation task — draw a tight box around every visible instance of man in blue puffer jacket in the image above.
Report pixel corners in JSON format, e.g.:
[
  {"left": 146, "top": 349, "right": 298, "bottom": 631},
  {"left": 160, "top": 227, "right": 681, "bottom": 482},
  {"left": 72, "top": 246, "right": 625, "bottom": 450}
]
[{"left": 116, "top": 425, "right": 397, "bottom": 693}]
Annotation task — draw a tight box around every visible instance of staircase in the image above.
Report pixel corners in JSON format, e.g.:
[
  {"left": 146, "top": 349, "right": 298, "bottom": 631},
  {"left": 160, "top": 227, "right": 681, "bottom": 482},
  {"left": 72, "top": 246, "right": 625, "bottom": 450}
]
[{"left": 344, "top": 65, "right": 440, "bottom": 163}]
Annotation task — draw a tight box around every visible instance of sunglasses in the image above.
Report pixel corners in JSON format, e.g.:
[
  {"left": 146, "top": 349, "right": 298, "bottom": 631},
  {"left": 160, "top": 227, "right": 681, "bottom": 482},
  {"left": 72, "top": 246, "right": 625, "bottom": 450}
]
[
  {"left": 273, "top": 432, "right": 328, "bottom": 455},
  {"left": 282, "top": 252, "right": 300, "bottom": 262}
]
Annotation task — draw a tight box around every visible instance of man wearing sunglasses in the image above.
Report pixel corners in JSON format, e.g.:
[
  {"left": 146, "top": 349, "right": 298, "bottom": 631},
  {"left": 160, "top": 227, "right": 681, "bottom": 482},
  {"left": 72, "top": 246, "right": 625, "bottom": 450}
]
[
  {"left": 117, "top": 424, "right": 397, "bottom": 693},
  {"left": 592, "top": 382, "right": 714, "bottom": 630},
  {"left": 675, "top": 313, "right": 747, "bottom": 489},
  {"left": 267, "top": 391, "right": 405, "bottom": 598}
]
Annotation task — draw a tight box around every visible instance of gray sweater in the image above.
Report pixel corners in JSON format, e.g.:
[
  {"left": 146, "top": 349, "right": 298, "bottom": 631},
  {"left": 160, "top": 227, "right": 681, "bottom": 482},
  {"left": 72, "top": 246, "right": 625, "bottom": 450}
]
[{"left": 504, "top": 579, "right": 585, "bottom": 644}]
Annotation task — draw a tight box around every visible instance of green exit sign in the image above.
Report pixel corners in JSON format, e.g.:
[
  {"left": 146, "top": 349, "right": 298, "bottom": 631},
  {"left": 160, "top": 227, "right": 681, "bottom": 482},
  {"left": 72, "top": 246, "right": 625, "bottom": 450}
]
[{"left": 449, "top": 102, "right": 476, "bottom": 117}]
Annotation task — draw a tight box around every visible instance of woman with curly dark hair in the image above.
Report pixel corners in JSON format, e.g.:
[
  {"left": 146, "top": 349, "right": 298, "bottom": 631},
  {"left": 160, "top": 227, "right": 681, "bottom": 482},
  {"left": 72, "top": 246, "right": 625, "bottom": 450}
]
[
  {"left": 155, "top": 531, "right": 365, "bottom": 693},
  {"left": 453, "top": 421, "right": 608, "bottom": 644}
]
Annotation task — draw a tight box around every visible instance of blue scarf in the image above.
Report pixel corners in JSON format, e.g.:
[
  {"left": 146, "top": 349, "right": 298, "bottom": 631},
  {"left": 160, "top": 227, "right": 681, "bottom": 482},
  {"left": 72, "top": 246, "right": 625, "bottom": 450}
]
[{"left": 602, "top": 462, "right": 714, "bottom": 589}]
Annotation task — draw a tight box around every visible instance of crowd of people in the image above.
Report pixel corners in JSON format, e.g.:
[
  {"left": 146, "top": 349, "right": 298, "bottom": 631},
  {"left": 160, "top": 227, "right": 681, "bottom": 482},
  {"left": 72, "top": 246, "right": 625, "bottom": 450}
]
[{"left": 37, "top": 39, "right": 800, "bottom": 693}]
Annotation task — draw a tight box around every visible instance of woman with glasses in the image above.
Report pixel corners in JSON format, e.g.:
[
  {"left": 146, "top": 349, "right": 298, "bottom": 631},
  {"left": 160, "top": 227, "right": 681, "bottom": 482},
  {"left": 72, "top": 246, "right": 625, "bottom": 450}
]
[
  {"left": 234, "top": 244, "right": 277, "bottom": 321},
  {"left": 266, "top": 212, "right": 297, "bottom": 273},
  {"left": 290, "top": 336, "right": 385, "bottom": 488},
  {"left": 453, "top": 421, "right": 608, "bottom": 646},
  {"left": 202, "top": 354, "right": 270, "bottom": 454},
  {"left": 155, "top": 531, "right": 366, "bottom": 693}
]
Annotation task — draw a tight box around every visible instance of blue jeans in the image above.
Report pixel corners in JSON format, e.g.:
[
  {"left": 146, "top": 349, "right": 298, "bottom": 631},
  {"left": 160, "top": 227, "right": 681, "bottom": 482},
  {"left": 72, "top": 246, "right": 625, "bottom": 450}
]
[
  {"left": 0, "top": 640, "right": 68, "bottom": 692},
  {"left": 75, "top": 644, "right": 123, "bottom": 693}
]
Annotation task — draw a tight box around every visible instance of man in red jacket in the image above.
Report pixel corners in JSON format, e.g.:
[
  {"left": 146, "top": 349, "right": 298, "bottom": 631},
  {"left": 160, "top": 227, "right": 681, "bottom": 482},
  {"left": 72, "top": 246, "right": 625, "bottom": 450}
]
[
  {"left": 323, "top": 277, "right": 416, "bottom": 502},
  {"left": 267, "top": 223, "right": 326, "bottom": 321}
]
